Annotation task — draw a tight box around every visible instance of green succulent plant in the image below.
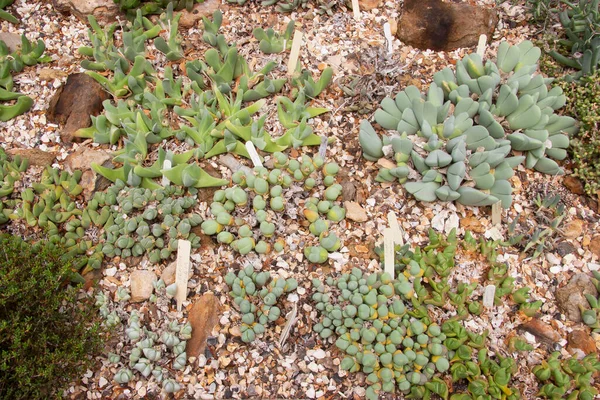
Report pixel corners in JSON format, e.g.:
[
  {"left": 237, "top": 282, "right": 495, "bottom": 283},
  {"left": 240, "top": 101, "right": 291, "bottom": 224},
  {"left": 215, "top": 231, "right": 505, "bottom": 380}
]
[
  {"left": 253, "top": 20, "right": 295, "bottom": 54},
  {"left": 225, "top": 264, "right": 297, "bottom": 343},
  {"left": 534, "top": 351, "right": 600, "bottom": 399},
  {"left": 359, "top": 41, "right": 577, "bottom": 208}
]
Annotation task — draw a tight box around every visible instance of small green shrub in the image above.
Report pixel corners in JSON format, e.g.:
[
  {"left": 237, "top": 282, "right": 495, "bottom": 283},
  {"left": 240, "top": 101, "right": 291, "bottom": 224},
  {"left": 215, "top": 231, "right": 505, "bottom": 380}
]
[
  {"left": 0, "top": 234, "right": 106, "bottom": 400},
  {"left": 559, "top": 73, "right": 600, "bottom": 196}
]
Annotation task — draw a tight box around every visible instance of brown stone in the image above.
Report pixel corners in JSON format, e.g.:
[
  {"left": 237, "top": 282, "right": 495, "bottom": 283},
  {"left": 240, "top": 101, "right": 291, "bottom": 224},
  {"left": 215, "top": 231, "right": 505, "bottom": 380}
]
[
  {"left": 7, "top": 148, "right": 56, "bottom": 167},
  {"left": 555, "top": 273, "right": 598, "bottom": 323},
  {"left": 64, "top": 147, "right": 112, "bottom": 199},
  {"left": 460, "top": 216, "right": 486, "bottom": 233},
  {"left": 341, "top": 181, "right": 357, "bottom": 202},
  {"left": 590, "top": 236, "right": 600, "bottom": 258},
  {"left": 567, "top": 329, "right": 597, "bottom": 354},
  {"left": 186, "top": 293, "right": 222, "bottom": 358},
  {"left": 0, "top": 32, "right": 21, "bottom": 53},
  {"left": 179, "top": 0, "right": 221, "bottom": 29},
  {"left": 130, "top": 270, "right": 157, "bottom": 303},
  {"left": 396, "top": 0, "right": 498, "bottom": 51},
  {"left": 344, "top": 201, "right": 368, "bottom": 222},
  {"left": 52, "top": 0, "right": 121, "bottom": 25},
  {"left": 563, "top": 175, "right": 585, "bottom": 195},
  {"left": 38, "top": 68, "right": 69, "bottom": 82},
  {"left": 358, "top": 0, "right": 381, "bottom": 11},
  {"left": 563, "top": 219, "right": 585, "bottom": 239},
  {"left": 519, "top": 318, "right": 561, "bottom": 345},
  {"left": 47, "top": 73, "right": 111, "bottom": 142}
]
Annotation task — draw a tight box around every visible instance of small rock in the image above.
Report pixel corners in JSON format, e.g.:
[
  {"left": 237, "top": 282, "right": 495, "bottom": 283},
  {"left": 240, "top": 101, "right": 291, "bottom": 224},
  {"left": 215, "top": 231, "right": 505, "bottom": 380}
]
[
  {"left": 344, "top": 201, "right": 368, "bottom": 222},
  {"left": 589, "top": 236, "right": 600, "bottom": 258},
  {"left": 64, "top": 147, "right": 112, "bottom": 199},
  {"left": 546, "top": 253, "right": 561, "bottom": 265},
  {"left": 556, "top": 241, "right": 576, "bottom": 257},
  {"left": 562, "top": 219, "right": 585, "bottom": 239},
  {"left": 563, "top": 176, "right": 585, "bottom": 195},
  {"left": 187, "top": 292, "right": 222, "bottom": 358},
  {"left": 47, "top": 73, "right": 111, "bottom": 142},
  {"left": 161, "top": 261, "right": 177, "bottom": 286},
  {"left": 555, "top": 273, "right": 598, "bottom": 323},
  {"left": 38, "top": 68, "right": 68, "bottom": 82},
  {"left": 460, "top": 216, "right": 486, "bottom": 233},
  {"left": 341, "top": 181, "right": 356, "bottom": 202},
  {"left": 7, "top": 148, "right": 56, "bottom": 167},
  {"left": 567, "top": 329, "right": 597, "bottom": 355},
  {"left": 377, "top": 158, "right": 396, "bottom": 169},
  {"left": 52, "top": 0, "right": 121, "bottom": 25},
  {"left": 396, "top": 0, "right": 498, "bottom": 51},
  {"left": 130, "top": 270, "right": 157, "bottom": 302},
  {"left": 0, "top": 32, "right": 22, "bottom": 53},
  {"left": 104, "top": 266, "right": 117, "bottom": 277},
  {"left": 358, "top": 0, "right": 381, "bottom": 10},
  {"left": 520, "top": 319, "right": 561, "bottom": 345},
  {"left": 312, "top": 349, "right": 326, "bottom": 359},
  {"left": 98, "top": 376, "right": 108, "bottom": 388},
  {"left": 178, "top": 0, "right": 221, "bottom": 28}
]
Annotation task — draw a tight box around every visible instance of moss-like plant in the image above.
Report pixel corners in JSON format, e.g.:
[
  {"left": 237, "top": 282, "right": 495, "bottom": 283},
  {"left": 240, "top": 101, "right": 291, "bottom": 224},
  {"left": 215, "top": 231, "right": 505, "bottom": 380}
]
[{"left": 0, "top": 234, "right": 106, "bottom": 399}]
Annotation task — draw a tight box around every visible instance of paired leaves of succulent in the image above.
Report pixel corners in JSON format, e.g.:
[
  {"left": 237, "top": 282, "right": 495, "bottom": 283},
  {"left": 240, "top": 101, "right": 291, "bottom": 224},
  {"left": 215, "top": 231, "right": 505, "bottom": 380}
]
[
  {"left": 225, "top": 264, "right": 298, "bottom": 343},
  {"left": 359, "top": 41, "right": 577, "bottom": 208},
  {"left": 201, "top": 152, "right": 345, "bottom": 259}
]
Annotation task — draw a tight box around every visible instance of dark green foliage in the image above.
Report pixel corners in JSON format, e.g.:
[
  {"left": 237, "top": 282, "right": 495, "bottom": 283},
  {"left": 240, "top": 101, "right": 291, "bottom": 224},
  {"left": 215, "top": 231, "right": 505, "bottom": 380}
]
[
  {"left": 559, "top": 73, "right": 600, "bottom": 195},
  {"left": 0, "top": 235, "right": 106, "bottom": 400},
  {"left": 547, "top": 0, "right": 600, "bottom": 79}
]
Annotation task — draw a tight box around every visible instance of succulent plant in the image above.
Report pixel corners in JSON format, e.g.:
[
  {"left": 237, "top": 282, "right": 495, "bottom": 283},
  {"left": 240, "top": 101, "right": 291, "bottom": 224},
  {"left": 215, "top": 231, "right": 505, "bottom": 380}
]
[
  {"left": 226, "top": 264, "right": 297, "bottom": 343},
  {"left": 534, "top": 351, "right": 600, "bottom": 399},
  {"left": 0, "top": 34, "right": 51, "bottom": 121},
  {"left": 0, "top": 0, "right": 17, "bottom": 23},
  {"left": 253, "top": 20, "right": 295, "bottom": 54},
  {"left": 359, "top": 41, "right": 577, "bottom": 208}
]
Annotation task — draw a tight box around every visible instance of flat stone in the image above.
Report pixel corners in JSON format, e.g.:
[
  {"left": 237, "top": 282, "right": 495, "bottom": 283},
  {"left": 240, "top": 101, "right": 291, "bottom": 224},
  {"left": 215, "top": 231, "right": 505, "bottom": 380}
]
[
  {"left": 556, "top": 241, "right": 576, "bottom": 257},
  {"left": 64, "top": 147, "right": 112, "bottom": 199},
  {"left": 358, "top": 0, "right": 381, "bottom": 10},
  {"left": 396, "top": 0, "right": 498, "bottom": 51},
  {"left": 186, "top": 292, "right": 222, "bottom": 358},
  {"left": 130, "top": 270, "right": 157, "bottom": 303},
  {"left": 47, "top": 73, "right": 111, "bottom": 142},
  {"left": 178, "top": 0, "right": 221, "bottom": 29},
  {"left": 7, "top": 148, "right": 56, "bottom": 167},
  {"left": 567, "top": 329, "right": 597, "bottom": 355},
  {"left": 519, "top": 318, "right": 561, "bottom": 345},
  {"left": 563, "top": 219, "right": 585, "bottom": 239},
  {"left": 344, "top": 201, "right": 368, "bottom": 222},
  {"left": 460, "top": 216, "right": 486, "bottom": 233},
  {"left": 341, "top": 181, "right": 356, "bottom": 202},
  {"left": 38, "top": 68, "right": 68, "bottom": 82},
  {"left": 589, "top": 236, "right": 600, "bottom": 258},
  {"left": 161, "top": 261, "right": 177, "bottom": 286},
  {"left": 52, "top": 0, "right": 121, "bottom": 25},
  {"left": 563, "top": 175, "right": 585, "bottom": 195},
  {"left": 555, "top": 273, "right": 598, "bottom": 323}
]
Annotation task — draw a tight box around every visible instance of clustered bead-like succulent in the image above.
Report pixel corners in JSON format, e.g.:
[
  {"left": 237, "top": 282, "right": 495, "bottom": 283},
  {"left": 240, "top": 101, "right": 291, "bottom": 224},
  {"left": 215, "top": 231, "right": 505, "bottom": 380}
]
[
  {"left": 533, "top": 352, "right": 600, "bottom": 399},
  {"left": 0, "top": 148, "right": 28, "bottom": 224},
  {"left": 96, "top": 280, "right": 191, "bottom": 393},
  {"left": 359, "top": 41, "right": 577, "bottom": 208},
  {"left": 310, "top": 228, "right": 536, "bottom": 399},
  {"left": 202, "top": 152, "right": 346, "bottom": 260},
  {"left": 225, "top": 264, "right": 298, "bottom": 343}
]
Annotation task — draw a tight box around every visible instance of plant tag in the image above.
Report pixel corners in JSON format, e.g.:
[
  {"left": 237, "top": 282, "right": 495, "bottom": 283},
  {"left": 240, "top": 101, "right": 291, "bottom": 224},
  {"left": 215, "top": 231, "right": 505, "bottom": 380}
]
[
  {"left": 175, "top": 239, "right": 191, "bottom": 312},
  {"left": 287, "top": 30, "right": 303, "bottom": 75},
  {"left": 491, "top": 201, "right": 502, "bottom": 226},
  {"left": 383, "top": 23, "right": 393, "bottom": 55},
  {"left": 476, "top": 34, "right": 487, "bottom": 57},
  {"left": 387, "top": 211, "right": 404, "bottom": 245},
  {"left": 279, "top": 302, "right": 298, "bottom": 348},
  {"left": 319, "top": 136, "right": 328, "bottom": 159},
  {"left": 245, "top": 141, "right": 263, "bottom": 168},
  {"left": 483, "top": 284, "right": 496, "bottom": 308},
  {"left": 352, "top": 0, "right": 360, "bottom": 19},
  {"left": 384, "top": 228, "right": 395, "bottom": 279},
  {"left": 161, "top": 160, "right": 171, "bottom": 186}
]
